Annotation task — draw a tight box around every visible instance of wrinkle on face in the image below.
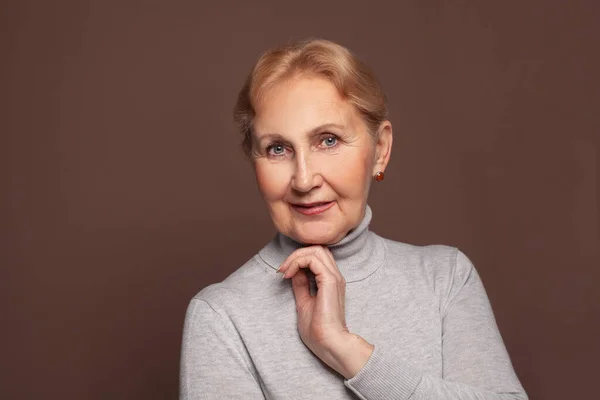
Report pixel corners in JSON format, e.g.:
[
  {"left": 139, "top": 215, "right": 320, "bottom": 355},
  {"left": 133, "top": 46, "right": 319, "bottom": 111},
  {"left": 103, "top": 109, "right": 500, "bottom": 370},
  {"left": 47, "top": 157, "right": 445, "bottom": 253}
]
[{"left": 251, "top": 76, "right": 378, "bottom": 245}]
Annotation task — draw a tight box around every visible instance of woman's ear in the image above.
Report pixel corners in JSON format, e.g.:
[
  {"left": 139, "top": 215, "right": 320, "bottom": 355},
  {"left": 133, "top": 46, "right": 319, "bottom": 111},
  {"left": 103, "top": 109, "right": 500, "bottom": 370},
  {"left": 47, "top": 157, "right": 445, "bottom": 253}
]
[{"left": 373, "top": 121, "right": 393, "bottom": 175}]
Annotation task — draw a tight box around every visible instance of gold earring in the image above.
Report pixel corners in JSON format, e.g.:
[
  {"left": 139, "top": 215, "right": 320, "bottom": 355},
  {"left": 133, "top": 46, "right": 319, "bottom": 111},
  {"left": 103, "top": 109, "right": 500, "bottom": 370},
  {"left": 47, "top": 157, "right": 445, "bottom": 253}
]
[{"left": 374, "top": 171, "right": 385, "bottom": 182}]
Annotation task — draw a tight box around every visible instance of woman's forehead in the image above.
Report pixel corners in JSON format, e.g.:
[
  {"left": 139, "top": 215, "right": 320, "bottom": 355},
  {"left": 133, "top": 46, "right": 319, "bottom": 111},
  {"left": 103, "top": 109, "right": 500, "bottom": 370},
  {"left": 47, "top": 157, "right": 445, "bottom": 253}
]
[
  {"left": 253, "top": 78, "right": 362, "bottom": 138},
  {"left": 255, "top": 104, "right": 349, "bottom": 134}
]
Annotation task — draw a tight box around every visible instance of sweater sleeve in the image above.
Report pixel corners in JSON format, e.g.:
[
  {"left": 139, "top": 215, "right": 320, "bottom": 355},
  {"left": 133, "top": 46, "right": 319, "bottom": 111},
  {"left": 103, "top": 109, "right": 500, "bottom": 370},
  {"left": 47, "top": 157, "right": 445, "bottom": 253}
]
[
  {"left": 344, "top": 249, "right": 528, "bottom": 400},
  {"left": 180, "top": 299, "right": 265, "bottom": 399}
]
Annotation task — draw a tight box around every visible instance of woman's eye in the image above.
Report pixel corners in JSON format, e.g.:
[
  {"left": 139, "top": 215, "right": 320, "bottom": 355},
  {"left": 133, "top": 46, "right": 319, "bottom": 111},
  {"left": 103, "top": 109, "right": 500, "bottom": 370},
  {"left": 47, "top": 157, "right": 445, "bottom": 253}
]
[
  {"left": 322, "top": 136, "right": 338, "bottom": 147},
  {"left": 267, "top": 144, "right": 286, "bottom": 156}
]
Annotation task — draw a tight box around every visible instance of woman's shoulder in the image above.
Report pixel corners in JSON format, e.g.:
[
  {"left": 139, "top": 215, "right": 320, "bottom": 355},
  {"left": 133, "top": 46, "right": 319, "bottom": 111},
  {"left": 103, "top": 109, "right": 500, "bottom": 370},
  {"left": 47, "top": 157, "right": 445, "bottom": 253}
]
[
  {"left": 376, "top": 234, "right": 476, "bottom": 284},
  {"left": 377, "top": 234, "right": 461, "bottom": 261},
  {"left": 190, "top": 255, "right": 270, "bottom": 305},
  {"left": 376, "top": 235, "right": 480, "bottom": 310}
]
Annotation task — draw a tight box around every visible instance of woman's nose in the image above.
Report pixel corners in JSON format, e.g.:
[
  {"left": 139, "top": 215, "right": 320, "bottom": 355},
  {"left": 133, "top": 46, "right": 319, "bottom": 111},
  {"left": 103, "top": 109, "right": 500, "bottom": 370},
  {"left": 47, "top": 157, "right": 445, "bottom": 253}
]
[{"left": 291, "top": 152, "right": 323, "bottom": 193}]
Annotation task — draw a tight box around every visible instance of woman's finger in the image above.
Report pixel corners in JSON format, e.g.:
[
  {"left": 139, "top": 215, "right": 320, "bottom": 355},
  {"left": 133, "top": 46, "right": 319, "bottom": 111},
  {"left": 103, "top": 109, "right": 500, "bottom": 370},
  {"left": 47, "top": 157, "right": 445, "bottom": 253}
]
[
  {"left": 279, "top": 246, "right": 322, "bottom": 274},
  {"left": 311, "top": 246, "right": 343, "bottom": 282},
  {"left": 320, "top": 247, "right": 340, "bottom": 277},
  {"left": 280, "top": 246, "right": 340, "bottom": 279},
  {"left": 281, "top": 253, "right": 335, "bottom": 283},
  {"left": 291, "top": 269, "right": 311, "bottom": 307},
  {"left": 321, "top": 245, "right": 336, "bottom": 265}
]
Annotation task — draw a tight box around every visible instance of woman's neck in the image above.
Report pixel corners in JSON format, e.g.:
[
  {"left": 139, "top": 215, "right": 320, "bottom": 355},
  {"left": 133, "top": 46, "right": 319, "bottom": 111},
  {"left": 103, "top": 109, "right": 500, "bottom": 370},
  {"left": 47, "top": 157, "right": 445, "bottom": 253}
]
[{"left": 258, "top": 205, "right": 386, "bottom": 283}]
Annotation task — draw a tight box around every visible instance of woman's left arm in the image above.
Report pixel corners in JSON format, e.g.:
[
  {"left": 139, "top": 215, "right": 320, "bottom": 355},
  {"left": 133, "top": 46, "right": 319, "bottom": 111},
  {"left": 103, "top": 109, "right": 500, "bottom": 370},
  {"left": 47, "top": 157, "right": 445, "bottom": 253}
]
[{"left": 280, "top": 247, "right": 528, "bottom": 400}]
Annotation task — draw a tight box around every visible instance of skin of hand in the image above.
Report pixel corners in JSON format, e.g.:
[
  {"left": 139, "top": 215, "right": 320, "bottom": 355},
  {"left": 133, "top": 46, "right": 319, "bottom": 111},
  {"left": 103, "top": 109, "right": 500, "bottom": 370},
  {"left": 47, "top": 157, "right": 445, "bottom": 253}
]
[{"left": 278, "top": 245, "right": 374, "bottom": 379}]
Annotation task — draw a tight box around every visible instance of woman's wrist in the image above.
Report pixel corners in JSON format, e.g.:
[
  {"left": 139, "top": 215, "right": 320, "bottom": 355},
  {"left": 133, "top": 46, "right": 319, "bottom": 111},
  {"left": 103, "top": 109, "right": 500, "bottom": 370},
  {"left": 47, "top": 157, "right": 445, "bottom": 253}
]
[{"left": 324, "top": 332, "right": 374, "bottom": 379}]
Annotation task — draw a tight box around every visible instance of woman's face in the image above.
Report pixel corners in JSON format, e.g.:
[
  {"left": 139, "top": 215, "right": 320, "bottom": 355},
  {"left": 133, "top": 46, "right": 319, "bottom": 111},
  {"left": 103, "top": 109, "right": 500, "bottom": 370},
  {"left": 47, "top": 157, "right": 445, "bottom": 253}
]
[{"left": 252, "top": 76, "right": 391, "bottom": 245}]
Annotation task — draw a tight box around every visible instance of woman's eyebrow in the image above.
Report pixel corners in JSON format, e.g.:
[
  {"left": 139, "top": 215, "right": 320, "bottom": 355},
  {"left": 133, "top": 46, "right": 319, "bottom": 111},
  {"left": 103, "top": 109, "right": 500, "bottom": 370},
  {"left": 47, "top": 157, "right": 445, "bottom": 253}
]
[
  {"left": 254, "top": 132, "right": 287, "bottom": 143},
  {"left": 308, "top": 123, "right": 346, "bottom": 136},
  {"left": 255, "top": 123, "right": 346, "bottom": 141}
]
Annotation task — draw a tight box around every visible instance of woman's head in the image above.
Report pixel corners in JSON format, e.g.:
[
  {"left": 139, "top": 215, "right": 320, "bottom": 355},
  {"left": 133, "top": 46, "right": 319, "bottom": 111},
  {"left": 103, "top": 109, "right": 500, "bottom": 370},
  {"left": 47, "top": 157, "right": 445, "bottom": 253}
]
[{"left": 234, "top": 39, "right": 393, "bottom": 245}]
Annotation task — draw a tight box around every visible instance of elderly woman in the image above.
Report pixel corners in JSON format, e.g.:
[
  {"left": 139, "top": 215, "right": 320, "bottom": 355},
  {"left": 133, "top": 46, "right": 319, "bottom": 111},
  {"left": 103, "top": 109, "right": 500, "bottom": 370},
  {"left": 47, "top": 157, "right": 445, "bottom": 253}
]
[{"left": 180, "top": 39, "right": 527, "bottom": 399}]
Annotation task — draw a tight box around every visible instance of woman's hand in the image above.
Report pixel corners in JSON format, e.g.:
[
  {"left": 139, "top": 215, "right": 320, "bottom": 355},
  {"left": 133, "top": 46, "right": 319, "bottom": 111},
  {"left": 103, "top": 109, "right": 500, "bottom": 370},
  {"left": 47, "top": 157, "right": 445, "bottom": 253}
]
[{"left": 278, "top": 246, "right": 374, "bottom": 379}]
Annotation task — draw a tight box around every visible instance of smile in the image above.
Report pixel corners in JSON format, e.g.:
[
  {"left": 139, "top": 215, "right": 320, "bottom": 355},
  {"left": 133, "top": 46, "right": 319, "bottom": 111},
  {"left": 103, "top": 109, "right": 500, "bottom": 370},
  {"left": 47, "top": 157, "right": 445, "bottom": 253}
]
[{"left": 290, "top": 201, "right": 335, "bottom": 216}]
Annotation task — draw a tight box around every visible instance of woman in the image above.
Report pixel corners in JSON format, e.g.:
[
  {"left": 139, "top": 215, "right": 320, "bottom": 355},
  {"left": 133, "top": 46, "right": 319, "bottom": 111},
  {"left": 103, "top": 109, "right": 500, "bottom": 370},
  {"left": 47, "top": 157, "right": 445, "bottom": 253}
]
[{"left": 180, "top": 39, "right": 528, "bottom": 399}]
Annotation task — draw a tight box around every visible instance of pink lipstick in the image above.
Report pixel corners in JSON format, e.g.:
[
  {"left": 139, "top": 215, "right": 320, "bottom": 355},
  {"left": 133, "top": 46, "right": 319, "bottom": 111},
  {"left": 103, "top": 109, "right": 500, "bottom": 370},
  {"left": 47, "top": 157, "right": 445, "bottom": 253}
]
[{"left": 291, "top": 201, "right": 335, "bottom": 215}]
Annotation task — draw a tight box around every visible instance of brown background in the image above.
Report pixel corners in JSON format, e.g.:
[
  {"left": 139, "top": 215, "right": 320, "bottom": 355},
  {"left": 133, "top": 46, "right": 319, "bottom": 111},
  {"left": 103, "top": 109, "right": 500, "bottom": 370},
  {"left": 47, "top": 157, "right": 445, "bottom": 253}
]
[{"left": 1, "top": 1, "right": 597, "bottom": 399}]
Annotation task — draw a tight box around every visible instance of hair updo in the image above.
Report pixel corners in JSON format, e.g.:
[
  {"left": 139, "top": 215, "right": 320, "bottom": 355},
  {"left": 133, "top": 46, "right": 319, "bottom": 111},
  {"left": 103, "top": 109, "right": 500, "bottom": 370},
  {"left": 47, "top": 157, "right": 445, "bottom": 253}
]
[{"left": 233, "top": 38, "right": 388, "bottom": 156}]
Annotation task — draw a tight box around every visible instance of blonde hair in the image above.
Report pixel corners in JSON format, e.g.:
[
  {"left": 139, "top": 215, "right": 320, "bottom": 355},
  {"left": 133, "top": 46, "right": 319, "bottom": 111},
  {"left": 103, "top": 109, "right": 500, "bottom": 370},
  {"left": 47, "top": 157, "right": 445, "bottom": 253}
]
[{"left": 233, "top": 38, "right": 388, "bottom": 156}]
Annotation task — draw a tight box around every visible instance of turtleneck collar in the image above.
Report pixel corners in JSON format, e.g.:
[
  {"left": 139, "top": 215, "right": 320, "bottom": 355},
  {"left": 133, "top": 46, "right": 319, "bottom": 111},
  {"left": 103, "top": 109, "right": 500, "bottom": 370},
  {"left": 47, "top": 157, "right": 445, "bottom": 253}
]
[{"left": 258, "top": 205, "right": 385, "bottom": 283}]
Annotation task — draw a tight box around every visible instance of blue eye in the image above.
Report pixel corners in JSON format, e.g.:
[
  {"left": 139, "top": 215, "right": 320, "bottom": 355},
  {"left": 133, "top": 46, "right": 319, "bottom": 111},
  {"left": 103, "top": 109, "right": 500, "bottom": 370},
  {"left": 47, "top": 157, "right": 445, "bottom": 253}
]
[
  {"left": 322, "top": 136, "right": 337, "bottom": 147},
  {"left": 268, "top": 144, "right": 286, "bottom": 156}
]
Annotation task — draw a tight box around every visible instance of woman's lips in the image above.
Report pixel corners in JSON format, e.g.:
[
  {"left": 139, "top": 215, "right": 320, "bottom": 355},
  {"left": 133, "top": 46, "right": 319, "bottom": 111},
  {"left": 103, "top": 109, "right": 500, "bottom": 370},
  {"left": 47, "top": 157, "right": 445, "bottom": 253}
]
[{"left": 291, "top": 201, "right": 335, "bottom": 215}]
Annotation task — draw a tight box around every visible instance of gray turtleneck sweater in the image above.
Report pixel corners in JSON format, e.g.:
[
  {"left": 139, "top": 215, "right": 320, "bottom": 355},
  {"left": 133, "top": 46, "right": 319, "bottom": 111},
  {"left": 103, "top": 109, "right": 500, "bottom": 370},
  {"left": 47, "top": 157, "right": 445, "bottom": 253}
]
[{"left": 180, "top": 206, "right": 527, "bottom": 399}]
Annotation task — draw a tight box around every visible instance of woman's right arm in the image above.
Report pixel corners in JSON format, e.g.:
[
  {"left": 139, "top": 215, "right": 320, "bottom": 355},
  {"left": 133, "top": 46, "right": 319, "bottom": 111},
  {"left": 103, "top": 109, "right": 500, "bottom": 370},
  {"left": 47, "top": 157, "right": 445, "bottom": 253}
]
[{"left": 180, "top": 299, "right": 265, "bottom": 399}]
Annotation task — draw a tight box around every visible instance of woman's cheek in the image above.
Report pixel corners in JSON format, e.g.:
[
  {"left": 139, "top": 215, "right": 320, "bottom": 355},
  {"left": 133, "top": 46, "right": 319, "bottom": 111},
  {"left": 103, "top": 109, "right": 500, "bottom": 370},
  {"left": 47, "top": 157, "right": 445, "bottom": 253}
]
[
  {"left": 255, "top": 162, "right": 291, "bottom": 200},
  {"left": 329, "top": 153, "right": 370, "bottom": 196}
]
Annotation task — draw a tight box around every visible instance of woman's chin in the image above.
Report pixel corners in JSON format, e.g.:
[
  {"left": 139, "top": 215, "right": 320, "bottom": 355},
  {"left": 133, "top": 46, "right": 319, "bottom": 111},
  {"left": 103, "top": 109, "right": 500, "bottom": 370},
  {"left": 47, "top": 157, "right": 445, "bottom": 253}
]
[{"left": 289, "top": 225, "right": 344, "bottom": 245}]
